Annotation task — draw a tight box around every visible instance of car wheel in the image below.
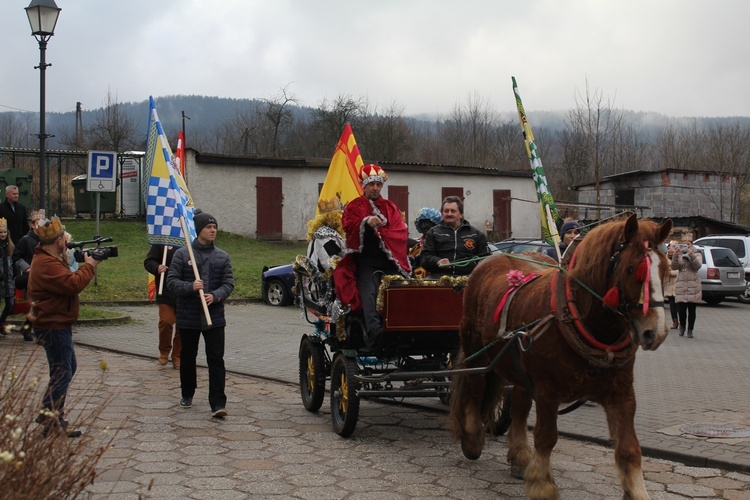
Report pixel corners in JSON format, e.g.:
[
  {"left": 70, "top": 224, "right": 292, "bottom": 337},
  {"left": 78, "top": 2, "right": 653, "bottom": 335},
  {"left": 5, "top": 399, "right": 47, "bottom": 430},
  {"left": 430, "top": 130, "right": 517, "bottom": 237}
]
[
  {"left": 737, "top": 285, "right": 750, "bottom": 304},
  {"left": 265, "top": 279, "right": 291, "bottom": 306},
  {"left": 703, "top": 296, "right": 723, "bottom": 306}
]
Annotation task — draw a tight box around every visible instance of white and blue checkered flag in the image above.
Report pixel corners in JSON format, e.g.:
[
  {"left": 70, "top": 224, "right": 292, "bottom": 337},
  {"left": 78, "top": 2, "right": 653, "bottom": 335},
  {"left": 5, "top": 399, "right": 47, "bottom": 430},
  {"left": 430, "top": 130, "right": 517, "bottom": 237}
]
[{"left": 144, "top": 96, "right": 196, "bottom": 246}]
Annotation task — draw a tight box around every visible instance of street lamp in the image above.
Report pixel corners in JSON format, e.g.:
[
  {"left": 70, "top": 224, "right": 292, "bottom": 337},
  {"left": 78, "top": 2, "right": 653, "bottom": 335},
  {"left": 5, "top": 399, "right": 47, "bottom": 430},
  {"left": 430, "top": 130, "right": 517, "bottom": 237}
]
[{"left": 25, "top": 0, "right": 61, "bottom": 211}]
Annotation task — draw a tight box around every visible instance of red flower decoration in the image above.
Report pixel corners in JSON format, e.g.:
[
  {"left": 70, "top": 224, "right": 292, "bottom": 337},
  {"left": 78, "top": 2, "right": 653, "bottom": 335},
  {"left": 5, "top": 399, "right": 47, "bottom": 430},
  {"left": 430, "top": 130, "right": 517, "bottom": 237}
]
[{"left": 507, "top": 270, "right": 525, "bottom": 288}]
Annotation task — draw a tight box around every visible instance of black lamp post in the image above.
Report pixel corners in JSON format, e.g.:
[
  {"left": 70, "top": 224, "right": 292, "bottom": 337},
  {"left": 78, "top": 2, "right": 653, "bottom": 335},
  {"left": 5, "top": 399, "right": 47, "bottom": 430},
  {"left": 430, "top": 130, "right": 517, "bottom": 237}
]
[{"left": 25, "top": 0, "right": 61, "bottom": 211}]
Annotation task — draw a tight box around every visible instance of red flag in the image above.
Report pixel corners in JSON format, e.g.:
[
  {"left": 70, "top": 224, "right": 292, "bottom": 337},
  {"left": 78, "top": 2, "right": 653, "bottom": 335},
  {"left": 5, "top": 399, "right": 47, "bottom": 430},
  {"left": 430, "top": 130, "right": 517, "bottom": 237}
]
[{"left": 175, "top": 130, "right": 186, "bottom": 179}]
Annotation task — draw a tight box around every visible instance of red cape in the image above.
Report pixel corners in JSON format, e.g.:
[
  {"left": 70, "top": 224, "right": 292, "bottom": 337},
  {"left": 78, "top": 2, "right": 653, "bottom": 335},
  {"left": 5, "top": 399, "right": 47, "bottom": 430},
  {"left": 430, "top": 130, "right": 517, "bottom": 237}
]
[{"left": 334, "top": 195, "right": 410, "bottom": 311}]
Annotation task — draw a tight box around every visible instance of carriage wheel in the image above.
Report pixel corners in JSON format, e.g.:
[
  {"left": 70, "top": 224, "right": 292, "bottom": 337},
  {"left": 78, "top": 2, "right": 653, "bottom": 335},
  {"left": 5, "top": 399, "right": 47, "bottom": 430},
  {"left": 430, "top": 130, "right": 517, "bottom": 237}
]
[
  {"left": 330, "top": 353, "right": 360, "bottom": 437},
  {"left": 490, "top": 385, "right": 513, "bottom": 436},
  {"left": 299, "top": 337, "right": 326, "bottom": 412}
]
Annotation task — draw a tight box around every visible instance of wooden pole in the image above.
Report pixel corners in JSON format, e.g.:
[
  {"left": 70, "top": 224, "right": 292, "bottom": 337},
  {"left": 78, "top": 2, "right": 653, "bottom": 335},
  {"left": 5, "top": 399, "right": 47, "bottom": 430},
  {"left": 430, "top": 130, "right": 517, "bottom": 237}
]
[
  {"left": 180, "top": 216, "right": 212, "bottom": 327},
  {"left": 157, "top": 245, "right": 168, "bottom": 296}
]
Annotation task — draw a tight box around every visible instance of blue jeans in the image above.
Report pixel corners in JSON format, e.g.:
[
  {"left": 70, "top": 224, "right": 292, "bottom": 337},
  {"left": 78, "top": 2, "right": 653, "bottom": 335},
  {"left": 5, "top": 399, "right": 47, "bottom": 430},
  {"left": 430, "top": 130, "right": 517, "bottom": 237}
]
[{"left": 34, "top": 328, "right": 77, "bottom": 418}]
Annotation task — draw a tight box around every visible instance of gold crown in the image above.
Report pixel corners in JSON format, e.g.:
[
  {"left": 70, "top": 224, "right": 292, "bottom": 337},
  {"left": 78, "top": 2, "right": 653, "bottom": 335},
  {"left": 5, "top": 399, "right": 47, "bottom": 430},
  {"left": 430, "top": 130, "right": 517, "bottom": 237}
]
[
  {"left": 35, "top": 216, "right": 65, "bottom": 244},
  {"left": 317, "top": 197, "right": 342, "bottom": 213},
  {"left": 0, "top": 218, "right": 6, "bottom": 230},
  {"left": 30, "top": 209, "right": 46, "bottom": 222}
]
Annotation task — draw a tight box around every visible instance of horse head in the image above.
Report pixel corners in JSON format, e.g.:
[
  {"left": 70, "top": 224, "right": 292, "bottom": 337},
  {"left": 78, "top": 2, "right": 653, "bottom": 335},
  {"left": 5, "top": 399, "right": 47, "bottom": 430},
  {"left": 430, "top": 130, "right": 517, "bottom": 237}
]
[{"left": 571, "top": 214, "right": 673, "bottom": 351}]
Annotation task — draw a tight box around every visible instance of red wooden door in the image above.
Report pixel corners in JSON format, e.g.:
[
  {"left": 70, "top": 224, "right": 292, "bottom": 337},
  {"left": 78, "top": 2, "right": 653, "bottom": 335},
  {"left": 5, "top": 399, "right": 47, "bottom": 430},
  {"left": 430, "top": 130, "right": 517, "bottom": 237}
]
[
  {"left": 388, "top": 185, "right": 409, "bottom": 223},
  {"left": 493, "top": 189, "right": 511, "bottom": 240},
  {"left": 441, "top": 187, "right": 464, "bottom": 202},
  {"left": 257, "top": 177, "right": 282, "bottom": 240}
]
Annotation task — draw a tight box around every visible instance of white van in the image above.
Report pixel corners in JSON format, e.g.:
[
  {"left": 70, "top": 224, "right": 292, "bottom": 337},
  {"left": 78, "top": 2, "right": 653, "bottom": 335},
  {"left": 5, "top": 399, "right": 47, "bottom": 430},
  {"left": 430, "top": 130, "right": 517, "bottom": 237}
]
[{"left": 694, "top": 235, "right": 750, "bottom": 303}]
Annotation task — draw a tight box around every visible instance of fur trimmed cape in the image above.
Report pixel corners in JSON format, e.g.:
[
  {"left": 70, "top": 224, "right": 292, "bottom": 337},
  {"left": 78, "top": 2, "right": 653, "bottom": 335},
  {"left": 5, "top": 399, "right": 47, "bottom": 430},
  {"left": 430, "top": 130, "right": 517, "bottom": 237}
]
[{"left": 333, "top": 195, "right": 410, "bottom": 311}]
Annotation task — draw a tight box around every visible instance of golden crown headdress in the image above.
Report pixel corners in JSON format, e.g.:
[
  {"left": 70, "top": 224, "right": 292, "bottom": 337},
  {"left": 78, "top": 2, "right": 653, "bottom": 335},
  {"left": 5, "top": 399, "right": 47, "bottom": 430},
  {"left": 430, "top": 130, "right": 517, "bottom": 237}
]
[
  {"left": 317, "top": 197, "right": 342, "bottom": 214},
  {"left": 30, "top": 209, "right": 46, "bottom": 222},
  {"left": 0, "top": 218, "right": 6, "bottom": 230},
  {"left": 35, "top": 216, "right": 65, "bottom": 244}
]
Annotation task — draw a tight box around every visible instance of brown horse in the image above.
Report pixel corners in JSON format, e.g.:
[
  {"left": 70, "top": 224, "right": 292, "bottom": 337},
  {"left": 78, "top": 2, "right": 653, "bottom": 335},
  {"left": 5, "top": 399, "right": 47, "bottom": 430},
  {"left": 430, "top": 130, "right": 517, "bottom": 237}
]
[{"left": 450, "top": 214, "right": 672, "bottom": 499}]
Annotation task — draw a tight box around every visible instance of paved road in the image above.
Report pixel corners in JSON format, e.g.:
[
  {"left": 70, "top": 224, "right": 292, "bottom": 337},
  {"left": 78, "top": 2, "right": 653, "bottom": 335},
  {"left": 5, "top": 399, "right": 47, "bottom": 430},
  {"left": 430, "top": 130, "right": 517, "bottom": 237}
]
[{"left": 9, "top": 299, "right": 748, "bottom": 497}]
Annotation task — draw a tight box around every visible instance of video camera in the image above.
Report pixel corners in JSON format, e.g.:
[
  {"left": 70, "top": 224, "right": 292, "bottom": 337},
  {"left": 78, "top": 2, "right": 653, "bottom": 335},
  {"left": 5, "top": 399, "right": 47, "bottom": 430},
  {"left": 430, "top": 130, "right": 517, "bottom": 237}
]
[{"left": 67, "top": 236, "right": 119, "bottom": 262}]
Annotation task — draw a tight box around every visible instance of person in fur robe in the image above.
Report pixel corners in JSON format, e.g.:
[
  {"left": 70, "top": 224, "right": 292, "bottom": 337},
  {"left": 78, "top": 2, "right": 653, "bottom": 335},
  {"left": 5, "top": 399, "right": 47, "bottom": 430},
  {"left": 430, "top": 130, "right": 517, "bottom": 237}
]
[{"left": 334, "top": 164, "right": 410, "bottom": 345}]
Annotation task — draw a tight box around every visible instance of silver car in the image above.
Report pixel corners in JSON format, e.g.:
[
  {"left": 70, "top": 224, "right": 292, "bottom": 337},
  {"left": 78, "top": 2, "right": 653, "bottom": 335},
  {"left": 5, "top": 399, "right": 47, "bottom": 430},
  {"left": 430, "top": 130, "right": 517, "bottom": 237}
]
[{"left": 697, "top": 245, "right": 746, "bottom": 305}]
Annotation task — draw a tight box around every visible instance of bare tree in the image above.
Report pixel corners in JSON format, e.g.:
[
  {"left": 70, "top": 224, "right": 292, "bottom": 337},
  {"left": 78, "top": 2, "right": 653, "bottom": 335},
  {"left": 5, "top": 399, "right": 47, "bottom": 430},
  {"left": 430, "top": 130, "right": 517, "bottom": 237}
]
[
  {"left": 564, "top": 80, "right": 624, "bottom": 211},
  {"left": 0, "top": 113, "right": 33, "bottom": 148},
  {"left": 311, "top": 94, "right": 366, "bottom": 156},
  {"left": 359, "top": 101, "right": 413, "bottom": 162},
  {"left": 85, "top": 90, "right": 139, "bottom": 152},
  {"left": 441, "top": 92, "right": 498, "bottom": 166},
  {"left": 257, "top": 85, "right": 298, "bottom": 156}
]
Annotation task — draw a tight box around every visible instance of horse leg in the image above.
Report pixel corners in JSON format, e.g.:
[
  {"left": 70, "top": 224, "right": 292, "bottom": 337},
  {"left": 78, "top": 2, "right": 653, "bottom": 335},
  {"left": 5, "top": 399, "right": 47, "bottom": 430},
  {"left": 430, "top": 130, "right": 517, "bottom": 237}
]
[
  {"left": 450, "top": 372, "right": 486, "bottom": 460},
  {"left": 604, "top": 396, "right": 649, "bottom": 500},
  {"left": 524, "top": 398, "right": 560, "bottom": 500},
  {"left": 506, "top": 385, "right": 533, "bottom": 480}
]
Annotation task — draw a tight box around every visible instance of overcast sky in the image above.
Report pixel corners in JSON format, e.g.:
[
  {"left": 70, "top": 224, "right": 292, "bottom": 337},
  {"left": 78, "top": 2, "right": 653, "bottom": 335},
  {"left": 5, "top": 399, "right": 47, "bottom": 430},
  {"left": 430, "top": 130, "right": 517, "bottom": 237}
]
[{"left": 1, "top": 0, "right": 748, "bottom": 119}]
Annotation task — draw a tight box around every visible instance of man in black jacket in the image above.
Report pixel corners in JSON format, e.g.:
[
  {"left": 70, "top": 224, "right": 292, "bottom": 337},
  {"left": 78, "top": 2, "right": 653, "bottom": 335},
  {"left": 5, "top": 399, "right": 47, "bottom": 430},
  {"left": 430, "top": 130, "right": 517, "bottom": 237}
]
[
  {"left": 421, "top": 196, "right": 489, "bottom": 277},
  {"left": 0, "top": 185, "right": 29, "bottom": 246},
  {"left": 144, "top": 245, "right": 181, "bottom": 369},
  {"left": 167, "top": 212, "right": 234, "bottom": 419}
]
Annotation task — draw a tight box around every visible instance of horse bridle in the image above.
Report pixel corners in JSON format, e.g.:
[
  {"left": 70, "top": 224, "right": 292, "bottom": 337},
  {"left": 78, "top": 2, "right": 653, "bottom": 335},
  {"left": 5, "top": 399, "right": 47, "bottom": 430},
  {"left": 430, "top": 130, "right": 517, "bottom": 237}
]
[{"left": 605, "top": 240, "right": 665, "bottom": 314}]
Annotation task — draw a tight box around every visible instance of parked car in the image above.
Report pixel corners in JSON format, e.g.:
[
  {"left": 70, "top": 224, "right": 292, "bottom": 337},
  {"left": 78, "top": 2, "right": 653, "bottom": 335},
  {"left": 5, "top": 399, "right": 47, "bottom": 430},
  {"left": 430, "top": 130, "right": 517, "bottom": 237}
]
[
  {"left": 493, "top": 238, "right": 553, "bottom": 255},
  {"left": 694, "top": 235, "right": 750, "bottom": 303},
  {"left": 261, "top": 263, "right": 295, "bottom": 306},
  {"left": 695, "top": 245, "right": 746, "bottom": 305}
]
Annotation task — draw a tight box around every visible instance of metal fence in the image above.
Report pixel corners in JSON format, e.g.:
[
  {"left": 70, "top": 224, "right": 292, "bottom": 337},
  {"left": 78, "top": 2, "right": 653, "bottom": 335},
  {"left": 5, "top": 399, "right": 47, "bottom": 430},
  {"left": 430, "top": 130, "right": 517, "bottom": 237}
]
[{"left": 0, "top": 148, "right": 144, "bottom": 217}]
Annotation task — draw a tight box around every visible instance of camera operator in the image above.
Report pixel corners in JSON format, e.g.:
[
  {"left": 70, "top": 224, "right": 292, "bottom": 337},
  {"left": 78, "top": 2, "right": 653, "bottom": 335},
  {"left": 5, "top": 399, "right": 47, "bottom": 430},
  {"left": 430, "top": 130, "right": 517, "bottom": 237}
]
[
  {"left": 27, "top": 216, "right": 102, "bottom": 438},
  {"left": 671, "top": 232, "right": 702, "bottom": 338}
]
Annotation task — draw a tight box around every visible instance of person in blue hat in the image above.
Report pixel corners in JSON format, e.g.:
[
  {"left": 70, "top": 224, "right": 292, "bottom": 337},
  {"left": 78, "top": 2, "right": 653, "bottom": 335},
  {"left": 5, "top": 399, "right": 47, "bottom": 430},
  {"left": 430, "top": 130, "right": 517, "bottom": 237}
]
[
  {"left": 409, "top": 207, "right": 442, "bottom": 278},
  {"left": 545, "top": 220, "right": 581, "bottom": 262}
]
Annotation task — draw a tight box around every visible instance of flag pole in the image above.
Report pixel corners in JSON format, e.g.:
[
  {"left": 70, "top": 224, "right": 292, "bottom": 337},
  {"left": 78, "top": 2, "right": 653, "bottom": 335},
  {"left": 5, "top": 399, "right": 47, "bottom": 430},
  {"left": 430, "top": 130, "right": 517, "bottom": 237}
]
[
  {"left": 158, "top": 246, "right": 168, "bottom": 295},
  {"left": 180, "top": 216, "right": 212, "bottom": 326}
]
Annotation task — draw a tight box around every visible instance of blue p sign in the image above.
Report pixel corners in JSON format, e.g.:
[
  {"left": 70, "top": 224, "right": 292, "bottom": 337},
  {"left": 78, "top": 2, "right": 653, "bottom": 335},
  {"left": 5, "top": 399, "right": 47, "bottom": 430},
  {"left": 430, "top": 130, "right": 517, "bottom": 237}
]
[{"left": 87, "top": 151, "right": 117, "bottom": 192}]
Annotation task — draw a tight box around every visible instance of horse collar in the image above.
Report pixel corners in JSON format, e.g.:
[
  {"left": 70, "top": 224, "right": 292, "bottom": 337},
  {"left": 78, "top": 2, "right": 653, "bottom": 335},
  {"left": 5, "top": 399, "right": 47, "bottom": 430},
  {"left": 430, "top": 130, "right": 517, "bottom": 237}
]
[{"left": 550, "top": 270, "right": 637, "bottom": 368}]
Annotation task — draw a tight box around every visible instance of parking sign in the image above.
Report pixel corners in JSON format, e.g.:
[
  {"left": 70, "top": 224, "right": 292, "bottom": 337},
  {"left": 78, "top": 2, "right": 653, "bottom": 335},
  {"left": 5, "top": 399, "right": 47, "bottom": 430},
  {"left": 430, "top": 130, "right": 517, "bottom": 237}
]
[{"left": 87, "top": 151, "right": 117, "bottom": 192}]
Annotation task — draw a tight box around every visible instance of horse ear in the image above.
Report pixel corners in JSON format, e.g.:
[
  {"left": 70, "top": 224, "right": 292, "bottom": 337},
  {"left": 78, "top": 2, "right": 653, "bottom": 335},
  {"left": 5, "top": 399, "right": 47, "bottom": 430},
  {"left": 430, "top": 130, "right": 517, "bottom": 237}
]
[
  {"left": 658, "top": 218, "right": 673, "bottom": 243},
  {"left": 622, "top": 213, "right": 638, "bottom": 243}
]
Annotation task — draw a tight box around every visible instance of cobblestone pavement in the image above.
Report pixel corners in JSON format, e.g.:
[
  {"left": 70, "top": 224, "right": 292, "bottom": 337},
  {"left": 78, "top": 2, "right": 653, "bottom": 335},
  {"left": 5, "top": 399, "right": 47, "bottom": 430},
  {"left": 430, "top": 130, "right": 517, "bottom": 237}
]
[{"left": 5, "top": 299, "right": 750, "bottom": 498}]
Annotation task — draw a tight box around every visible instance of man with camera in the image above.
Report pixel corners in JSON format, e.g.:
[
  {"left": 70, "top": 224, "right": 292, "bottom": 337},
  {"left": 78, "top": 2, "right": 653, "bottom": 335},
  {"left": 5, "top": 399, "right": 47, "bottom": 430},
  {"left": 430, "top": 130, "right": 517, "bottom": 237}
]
[{"left": 27, "top": 216, "right": 102, "bottom": 437}]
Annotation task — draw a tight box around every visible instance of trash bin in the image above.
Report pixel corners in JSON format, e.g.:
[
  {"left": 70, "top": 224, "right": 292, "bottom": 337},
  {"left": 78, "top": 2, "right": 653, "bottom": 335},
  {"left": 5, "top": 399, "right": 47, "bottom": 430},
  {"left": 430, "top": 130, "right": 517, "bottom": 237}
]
[
  {"left": 71, "top": 175, "right": 117, "bottom": 215},
  {"left": 0, "top": 168, "right": 34, "bottom": 208}
]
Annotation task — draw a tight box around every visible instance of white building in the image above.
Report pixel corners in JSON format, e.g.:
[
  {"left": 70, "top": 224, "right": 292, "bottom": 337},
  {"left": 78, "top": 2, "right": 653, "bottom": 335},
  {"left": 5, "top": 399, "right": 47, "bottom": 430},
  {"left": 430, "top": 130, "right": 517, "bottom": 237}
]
[{"left": 185, "top": 149, "right": 541, "bottom": 241}]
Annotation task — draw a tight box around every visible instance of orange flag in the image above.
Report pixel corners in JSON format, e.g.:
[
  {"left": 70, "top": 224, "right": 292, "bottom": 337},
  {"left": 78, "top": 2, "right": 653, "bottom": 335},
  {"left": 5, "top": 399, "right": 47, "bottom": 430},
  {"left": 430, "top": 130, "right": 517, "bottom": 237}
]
[
  {"left": 316, "top": 124, "right": 364, "bottom": 215},
  {"left": 147, "top": 274, "right": 156, "bottom": 301}
]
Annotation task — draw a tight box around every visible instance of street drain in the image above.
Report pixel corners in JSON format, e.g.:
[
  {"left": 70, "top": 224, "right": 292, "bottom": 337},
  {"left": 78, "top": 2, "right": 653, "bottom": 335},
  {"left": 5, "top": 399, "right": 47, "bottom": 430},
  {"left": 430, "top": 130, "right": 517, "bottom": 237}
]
[{"left": 681, "top": 424, "right": 750, "bottom": 438}]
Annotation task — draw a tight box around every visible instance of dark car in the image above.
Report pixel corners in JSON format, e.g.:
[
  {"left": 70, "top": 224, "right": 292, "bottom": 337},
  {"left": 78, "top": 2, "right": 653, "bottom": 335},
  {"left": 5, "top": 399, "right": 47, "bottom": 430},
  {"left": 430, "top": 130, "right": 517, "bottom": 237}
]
[
  {"left": 493, "top": 238, "right": 553, "bottom": 255},
  {"left": 261, "top": 263, "right": 295, "bottom": 306}
]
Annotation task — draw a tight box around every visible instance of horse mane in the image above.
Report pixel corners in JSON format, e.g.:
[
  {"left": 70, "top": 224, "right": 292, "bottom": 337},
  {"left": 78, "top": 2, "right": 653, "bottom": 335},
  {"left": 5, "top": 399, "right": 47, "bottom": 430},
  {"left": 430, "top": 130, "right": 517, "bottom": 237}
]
[{"left": 569, "top": 216, "right": 665, "bottom": 317}]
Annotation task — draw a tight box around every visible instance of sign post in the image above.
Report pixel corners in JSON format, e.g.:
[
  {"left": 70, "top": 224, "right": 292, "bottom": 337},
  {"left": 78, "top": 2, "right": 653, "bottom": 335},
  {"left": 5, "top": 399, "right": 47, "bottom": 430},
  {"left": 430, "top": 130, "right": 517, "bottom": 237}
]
[{"left": 87, "top": 151, "right": 117, "bottom": 285}]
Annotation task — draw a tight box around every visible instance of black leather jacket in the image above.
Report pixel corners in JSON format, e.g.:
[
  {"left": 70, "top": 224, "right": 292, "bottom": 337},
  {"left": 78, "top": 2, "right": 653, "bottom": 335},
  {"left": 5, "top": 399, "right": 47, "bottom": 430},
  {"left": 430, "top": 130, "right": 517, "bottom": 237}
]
[{"left": 421, "top": 220, "right": 489, "bottom": 276}]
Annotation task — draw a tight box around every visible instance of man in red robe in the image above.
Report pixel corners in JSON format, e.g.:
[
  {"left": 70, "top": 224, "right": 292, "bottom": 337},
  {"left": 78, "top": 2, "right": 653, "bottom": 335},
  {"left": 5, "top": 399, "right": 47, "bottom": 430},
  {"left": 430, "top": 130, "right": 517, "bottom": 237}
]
[{"left": 334, "top": 164, "right": 410, "bottom": 346}]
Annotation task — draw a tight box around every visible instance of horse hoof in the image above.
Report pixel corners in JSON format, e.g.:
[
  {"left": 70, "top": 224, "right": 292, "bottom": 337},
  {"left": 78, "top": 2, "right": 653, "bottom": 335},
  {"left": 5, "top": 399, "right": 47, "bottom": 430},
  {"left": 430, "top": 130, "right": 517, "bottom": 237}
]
[{"left": 511, "top": 464, "right": 525, "bottom": 479}]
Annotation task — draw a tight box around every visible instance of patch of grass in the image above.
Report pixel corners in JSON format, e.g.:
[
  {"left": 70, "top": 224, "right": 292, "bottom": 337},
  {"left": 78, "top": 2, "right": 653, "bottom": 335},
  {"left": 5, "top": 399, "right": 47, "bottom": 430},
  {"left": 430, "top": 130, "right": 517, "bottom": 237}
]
[{"left": 62, "top": 218, "right": 306, "bottom": 302}]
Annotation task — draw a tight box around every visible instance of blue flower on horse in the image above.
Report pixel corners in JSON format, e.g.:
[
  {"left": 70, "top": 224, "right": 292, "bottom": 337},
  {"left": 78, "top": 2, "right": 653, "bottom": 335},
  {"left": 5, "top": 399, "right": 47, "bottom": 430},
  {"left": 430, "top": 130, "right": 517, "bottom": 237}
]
[{"left": 450, "top": 214, "right": 673, "bottom": 500}]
